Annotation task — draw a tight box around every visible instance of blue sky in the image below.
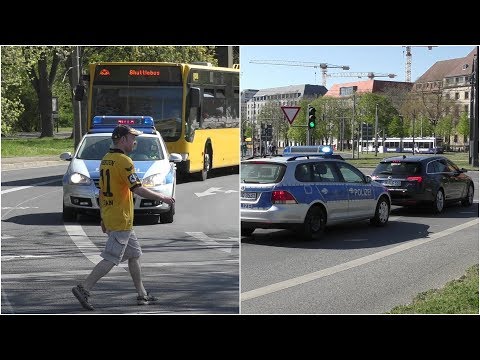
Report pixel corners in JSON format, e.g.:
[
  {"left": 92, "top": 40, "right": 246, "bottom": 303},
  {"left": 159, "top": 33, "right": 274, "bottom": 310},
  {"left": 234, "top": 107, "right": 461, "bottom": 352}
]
[{"left": 240, "top": 45, "right": 475, "bottom": 91}]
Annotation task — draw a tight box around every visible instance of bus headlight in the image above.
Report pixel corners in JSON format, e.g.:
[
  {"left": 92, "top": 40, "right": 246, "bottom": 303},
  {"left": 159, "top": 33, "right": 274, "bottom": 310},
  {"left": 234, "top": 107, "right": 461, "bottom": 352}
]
[
  {"left": 69, "top": 172, "right": 92, "bottom": 185},
  {"left": 142, "top": 174, "right": 165, "bottom": 187}
]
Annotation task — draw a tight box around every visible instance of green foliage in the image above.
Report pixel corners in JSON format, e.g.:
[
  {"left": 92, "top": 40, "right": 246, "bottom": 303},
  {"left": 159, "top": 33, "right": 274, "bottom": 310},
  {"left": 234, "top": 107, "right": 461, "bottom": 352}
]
[
  {"left": 387, "top": 264, "right": 478, "bottom": 314},
  {"left": 1, "top": 46, "right": 221, "bottom": 137},
  {"left": 1, "top": 47, "right": 28, "bottom": 135},
  {"left": 457, "top": 111, "right": 470, "bottom": 139},
  {"left": 85, "top": 46, "right": 218, "bottom": 65}
]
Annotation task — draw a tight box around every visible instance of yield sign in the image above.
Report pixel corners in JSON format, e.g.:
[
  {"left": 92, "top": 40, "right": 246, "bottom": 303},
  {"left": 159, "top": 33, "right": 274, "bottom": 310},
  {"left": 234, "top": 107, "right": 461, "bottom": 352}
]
[{"left": 281, "top": 106, "right": 301, "bottom": 124}]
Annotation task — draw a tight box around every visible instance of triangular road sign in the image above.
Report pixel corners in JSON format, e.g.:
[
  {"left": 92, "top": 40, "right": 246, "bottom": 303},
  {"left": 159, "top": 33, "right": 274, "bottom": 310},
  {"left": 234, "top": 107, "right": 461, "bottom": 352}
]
[{"left": 281, "top": 106, "right": 301, "bottom": 124}]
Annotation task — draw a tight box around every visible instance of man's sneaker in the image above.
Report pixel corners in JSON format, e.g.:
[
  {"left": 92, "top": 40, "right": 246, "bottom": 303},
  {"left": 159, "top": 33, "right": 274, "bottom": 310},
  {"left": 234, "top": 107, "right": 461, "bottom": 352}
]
[
  {"left": 137, "top": 292, "right": 158, "bottom": 305},
  {"left": 72, "top": 284, "right": 95, "bottom": 311}
]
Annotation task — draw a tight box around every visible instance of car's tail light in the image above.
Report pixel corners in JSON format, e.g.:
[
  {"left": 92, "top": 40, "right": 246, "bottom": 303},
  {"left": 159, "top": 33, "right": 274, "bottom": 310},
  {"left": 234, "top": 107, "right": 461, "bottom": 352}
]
[
  {"left": 271, "top": 190, "right": 297, "bottom": 204},
  {"left": 406, "top": 176, "right": 423, "bottom": 183}
]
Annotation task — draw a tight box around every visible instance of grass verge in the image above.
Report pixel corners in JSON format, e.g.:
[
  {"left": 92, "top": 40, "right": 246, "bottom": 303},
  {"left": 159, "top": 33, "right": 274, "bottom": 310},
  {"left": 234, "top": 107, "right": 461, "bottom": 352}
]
[
  {"left": 387, "top": 264, "right": 479, "bottom": 314},
  {"left": 1, "top": 137, "right": 75, "bottom": 157}
]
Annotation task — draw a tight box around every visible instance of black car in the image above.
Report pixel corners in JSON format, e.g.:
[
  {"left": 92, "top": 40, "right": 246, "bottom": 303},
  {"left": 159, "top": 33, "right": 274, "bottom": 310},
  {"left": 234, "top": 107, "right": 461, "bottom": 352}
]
[{"left": 371, "top": 155, "right": 474, "bottom": 213}]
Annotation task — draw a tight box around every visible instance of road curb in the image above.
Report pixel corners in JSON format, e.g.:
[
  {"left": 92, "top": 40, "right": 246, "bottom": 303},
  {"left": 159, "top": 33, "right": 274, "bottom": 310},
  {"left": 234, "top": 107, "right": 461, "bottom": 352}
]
[{"left": 1, "top": 160, "right": 65, "bottom": 170}]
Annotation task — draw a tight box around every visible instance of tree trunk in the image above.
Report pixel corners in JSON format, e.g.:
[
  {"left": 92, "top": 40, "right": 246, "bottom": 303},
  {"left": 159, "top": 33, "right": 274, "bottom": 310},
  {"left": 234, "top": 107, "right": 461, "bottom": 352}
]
[{"left": 38, "top": 57, "right": 53, "bottom": 137}]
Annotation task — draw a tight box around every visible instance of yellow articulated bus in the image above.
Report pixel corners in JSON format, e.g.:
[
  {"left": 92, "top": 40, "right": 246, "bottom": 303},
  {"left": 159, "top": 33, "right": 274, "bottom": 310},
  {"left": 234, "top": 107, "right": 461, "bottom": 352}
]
[{"left": 85, "top": 61, "right": 239, "bottom": 180}]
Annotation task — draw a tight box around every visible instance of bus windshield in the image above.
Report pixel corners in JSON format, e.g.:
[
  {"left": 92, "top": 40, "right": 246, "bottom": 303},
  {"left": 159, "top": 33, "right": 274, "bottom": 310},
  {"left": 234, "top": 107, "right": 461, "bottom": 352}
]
[{"left": 91, "top": 86, "right": 183, "bottom": 141}]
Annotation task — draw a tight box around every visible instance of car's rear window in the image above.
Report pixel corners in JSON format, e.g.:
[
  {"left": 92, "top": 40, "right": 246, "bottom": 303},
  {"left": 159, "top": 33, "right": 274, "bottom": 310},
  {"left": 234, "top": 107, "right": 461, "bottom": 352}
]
[
  {"left": 241, "top": 162, "right": 286, "bottom": 184},
  {"left": 373, "top": 161, "right": 422, "bottom": 176}
]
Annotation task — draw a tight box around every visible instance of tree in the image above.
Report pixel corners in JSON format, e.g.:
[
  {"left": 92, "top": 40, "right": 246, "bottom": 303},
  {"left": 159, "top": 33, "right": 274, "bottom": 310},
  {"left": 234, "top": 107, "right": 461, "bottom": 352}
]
[
  {"left": 457, "top": 111, "right": 470, "bottom": 141},
  {"left": 22, "top": 46, "right": 70, "bottom": 137},
  {"left": 1, "top": 47, "right": 26, "bottom": 135}
]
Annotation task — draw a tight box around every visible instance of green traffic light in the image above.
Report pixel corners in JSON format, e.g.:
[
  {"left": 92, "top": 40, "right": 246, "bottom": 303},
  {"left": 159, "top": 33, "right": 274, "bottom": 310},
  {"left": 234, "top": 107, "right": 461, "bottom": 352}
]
[{"left": 309, "top": 121, "right": 315, "bottom": 128}]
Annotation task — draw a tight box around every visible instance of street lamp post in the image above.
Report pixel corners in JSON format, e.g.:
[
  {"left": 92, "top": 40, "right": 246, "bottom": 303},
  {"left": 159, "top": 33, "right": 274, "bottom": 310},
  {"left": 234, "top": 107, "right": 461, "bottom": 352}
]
[
  {"left": 374, "top": 104, "right": 379, "bottom": 156},
  {"left": 412, "top": 111, "right": 416, "bottom": 155},
  {"left": 399, "top": 115, "right": 404, "bottom": 153}
]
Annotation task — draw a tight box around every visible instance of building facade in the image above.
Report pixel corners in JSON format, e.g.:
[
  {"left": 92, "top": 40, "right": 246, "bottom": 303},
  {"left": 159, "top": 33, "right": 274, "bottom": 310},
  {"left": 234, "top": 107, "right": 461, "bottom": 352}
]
[{"left": 414, "top": 47, "right": 477, "bottom": 149}]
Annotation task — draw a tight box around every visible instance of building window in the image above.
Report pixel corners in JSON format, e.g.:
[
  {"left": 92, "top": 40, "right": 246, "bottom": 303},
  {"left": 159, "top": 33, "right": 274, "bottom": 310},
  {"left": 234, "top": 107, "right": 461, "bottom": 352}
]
[
  {"left": 464, "top": 104, "right": 469, "bottom": 113},
  {"left": 454, "top": 134, "right": 458, "bottom": 143},
  {"left": 465, "top": 91, "right": 469, "bottom": 99},
  {"left": 455, "top": 92, "right": 460, "bottom": 100},
  {"left": 445, "top": 93, "right": 450, "bottom": 99}
]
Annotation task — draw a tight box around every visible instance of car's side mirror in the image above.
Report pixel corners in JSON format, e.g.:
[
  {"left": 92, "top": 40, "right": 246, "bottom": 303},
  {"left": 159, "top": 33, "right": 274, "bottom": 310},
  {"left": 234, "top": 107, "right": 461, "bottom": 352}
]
[
  {"left": 169, "top": 153, "right": 183, "bottom": 163},
  {"left": 60, "top": 152, "right": 72, "bottom": 161},
  {"left": 365, "top": 175, "right": 372, "bottom": 183}
]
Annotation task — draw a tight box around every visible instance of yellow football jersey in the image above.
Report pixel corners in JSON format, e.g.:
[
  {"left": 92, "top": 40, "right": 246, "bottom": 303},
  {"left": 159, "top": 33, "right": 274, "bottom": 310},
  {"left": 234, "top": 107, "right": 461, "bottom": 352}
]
[{"left": 99, "top": 149, "right": 141, "bottom": 231}]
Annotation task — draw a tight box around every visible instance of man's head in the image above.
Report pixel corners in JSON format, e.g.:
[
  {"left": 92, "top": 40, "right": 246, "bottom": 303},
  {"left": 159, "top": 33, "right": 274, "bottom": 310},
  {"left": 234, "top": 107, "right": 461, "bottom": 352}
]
[{"left": 112, "top": 125, "right": 142, "bottom": 153}]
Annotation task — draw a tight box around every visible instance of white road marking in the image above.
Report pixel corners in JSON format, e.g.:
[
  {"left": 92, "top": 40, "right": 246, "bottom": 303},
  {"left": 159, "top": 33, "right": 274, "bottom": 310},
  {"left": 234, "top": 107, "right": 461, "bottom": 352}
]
[
  {"left": 186, "top": 231, "right": 237, "bottom": 253},
  {"left": 194, "top": 187, "right": 223, "bottom": 197},
  {"left": 2, "top": 206, "right": 39, "bottom": 210},
  {"left": 1, "top": 235, "right": 14, "bottom": 239},
  {"left": 1, "top": 260, "right": 239, "bottom": 280},
  {"left": 1, "top": 255, "right": 55, "bottom": 261},
  {"left": 1, "top": 178, "right": 61, "bottom": 195},
  {"left": 241, "top": 218, "right": 479, "bottom": 302},
  {"left": 64, "top": 224, "right": 109, "bottom": 266}
]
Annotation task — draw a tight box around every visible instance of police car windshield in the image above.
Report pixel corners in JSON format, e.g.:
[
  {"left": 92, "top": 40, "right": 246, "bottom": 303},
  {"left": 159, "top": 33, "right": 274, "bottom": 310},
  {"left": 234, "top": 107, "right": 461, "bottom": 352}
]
[
  {"left": 77, "top": 136, "right": 164, "bottom": 161},
  {"left": 77, "top": 137, "right": 112, "bottom": 160},
  {"left": 241, "top": 162, "right": 286, "bottom": 184}
]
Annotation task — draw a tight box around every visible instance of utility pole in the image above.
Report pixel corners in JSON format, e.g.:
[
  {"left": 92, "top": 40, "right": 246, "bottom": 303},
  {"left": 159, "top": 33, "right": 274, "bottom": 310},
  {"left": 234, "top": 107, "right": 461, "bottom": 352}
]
[
  {"left": 374, "top": 104, "right": 379, "bottom": 156},
  {"left": 469, "top": 47, "right": 479, "bottom": 167},
  {"left": 73, "top": 46, "right": 82, "bottom": 150},
  {"left": 412, "top": 111, "right": 416, "bottom": 155},
  {"left": 351, "top": 94, "right": 356, "bottom": 159}
]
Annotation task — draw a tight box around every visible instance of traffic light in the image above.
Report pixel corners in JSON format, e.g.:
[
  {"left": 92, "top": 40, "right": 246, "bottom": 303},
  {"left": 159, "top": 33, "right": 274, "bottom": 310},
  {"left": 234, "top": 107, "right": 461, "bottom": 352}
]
[{"left": 308, "top": 105, "right": 316, "bottom": 129}]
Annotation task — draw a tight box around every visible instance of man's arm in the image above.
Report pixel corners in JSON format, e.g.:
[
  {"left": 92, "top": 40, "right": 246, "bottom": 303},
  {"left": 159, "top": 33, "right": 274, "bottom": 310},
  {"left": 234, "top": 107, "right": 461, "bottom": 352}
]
[{"left": 132, "top": 186, "right": 175, "bottom": 205}]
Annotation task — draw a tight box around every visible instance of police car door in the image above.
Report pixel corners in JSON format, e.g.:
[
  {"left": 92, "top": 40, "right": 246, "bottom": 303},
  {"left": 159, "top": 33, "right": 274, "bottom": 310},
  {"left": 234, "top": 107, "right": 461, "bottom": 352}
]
[
  {"left": 311, "top": 161, "right": 349, "bottom": 222},
  {"left": 336, "top": 162, "right": 375, "bottom": 219}
]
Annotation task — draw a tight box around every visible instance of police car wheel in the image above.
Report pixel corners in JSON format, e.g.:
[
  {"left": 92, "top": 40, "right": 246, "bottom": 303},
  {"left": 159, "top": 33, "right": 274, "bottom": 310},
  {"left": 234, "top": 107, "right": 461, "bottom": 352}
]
[
  {"left": 160, "top": 204, "right": 174, "bottom": 223},
  {"left": 241, "top": 227, "right": 255, "bottom": 237},
  {"left": 301, "top": 206, "right": 326, "bottom": 240},
  {"left": 63, "top": 204, "right": 77, "bottom": 222},
  {"left": 370, "top": 196, "right": 389, "bottom": 226}
]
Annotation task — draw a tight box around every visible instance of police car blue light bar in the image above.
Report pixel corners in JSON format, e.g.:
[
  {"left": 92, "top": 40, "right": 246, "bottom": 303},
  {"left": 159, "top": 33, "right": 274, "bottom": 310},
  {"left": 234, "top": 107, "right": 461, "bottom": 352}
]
[
  {"left": 283, "top": 145, "right": 333, "bottom": 156},
  {"left": 92, "top": 115, "right": 154, "bottom": 128}
]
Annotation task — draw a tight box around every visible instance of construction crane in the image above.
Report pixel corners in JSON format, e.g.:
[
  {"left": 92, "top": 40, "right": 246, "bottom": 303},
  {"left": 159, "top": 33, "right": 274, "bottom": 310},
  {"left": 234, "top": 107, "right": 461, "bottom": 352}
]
[
  {"left": 402, "top": 46, "right": 437, "bottom": 82},
  {"left": 327, "top": 72, "right": 396, "bottom": 79},
  {"left": 249, "top": 59, "right": 350, "bottom": 86}
]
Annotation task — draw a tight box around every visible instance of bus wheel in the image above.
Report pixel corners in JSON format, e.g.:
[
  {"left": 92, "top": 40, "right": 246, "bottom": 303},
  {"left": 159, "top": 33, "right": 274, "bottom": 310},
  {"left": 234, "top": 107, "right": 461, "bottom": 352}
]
[{"left": 200, "top": 147, "right": 211, "bottom": 181}]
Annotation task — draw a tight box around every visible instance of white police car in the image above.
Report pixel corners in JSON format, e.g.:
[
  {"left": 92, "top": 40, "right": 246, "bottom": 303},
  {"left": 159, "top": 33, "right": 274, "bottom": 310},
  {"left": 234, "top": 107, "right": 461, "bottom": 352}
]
[
  {"left": 240, "top": 146, "right": 391, "bottom": 240},
  {"left": 60, "top": 116, "right": 182, "bottom": 223}
]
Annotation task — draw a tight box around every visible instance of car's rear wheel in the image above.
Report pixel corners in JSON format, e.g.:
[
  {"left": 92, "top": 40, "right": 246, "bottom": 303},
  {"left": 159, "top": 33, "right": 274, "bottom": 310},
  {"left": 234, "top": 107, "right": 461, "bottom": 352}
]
[
  {"left": 461, "top": 183, "right": 474, "bottom": 207},
  {"left": 300, "top": 206, "right": 326, "bottom": 241},
  {"left": 241, "top": 227, "right": 255, "bottom": 237},
  {"left": 432, "top": 189, "right": 445, "bottom": 213},
  {"left": 370, "top": 196, "right": 390, "bottom": 226},
  {"left": 63, "top": 204, "right": 77, "bottom": 222}
]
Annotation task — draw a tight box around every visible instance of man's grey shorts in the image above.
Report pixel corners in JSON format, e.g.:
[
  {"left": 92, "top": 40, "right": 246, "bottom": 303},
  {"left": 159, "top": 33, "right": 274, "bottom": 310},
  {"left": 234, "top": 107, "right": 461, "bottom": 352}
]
[{"left": 100, "top": 230, "right": 142, "bottom": 265}]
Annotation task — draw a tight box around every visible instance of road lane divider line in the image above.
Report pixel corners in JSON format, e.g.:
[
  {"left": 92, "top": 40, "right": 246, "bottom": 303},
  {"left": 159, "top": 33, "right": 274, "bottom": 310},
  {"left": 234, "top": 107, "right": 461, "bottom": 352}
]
[
  {"left": 241, "top": 218, "right": 479, "bottom": 302},
  {"left": 1, "top": 178, "right": 61, "bottom": 195},
  {"left": 64, "top": 224, "right": 124, "bottom": 273},
  {"left": 186, "top": 232, "right": 237, "bottom": 253}
]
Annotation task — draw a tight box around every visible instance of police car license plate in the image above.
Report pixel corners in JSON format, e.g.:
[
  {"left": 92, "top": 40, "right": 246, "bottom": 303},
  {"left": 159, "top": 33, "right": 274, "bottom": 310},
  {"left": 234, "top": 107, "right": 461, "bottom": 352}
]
[
  {"left": 385, "top": 180, "right": 400, "bottom": 186},
  {"left": 241, "top": 191, "right": 257, "bottom": 200}
]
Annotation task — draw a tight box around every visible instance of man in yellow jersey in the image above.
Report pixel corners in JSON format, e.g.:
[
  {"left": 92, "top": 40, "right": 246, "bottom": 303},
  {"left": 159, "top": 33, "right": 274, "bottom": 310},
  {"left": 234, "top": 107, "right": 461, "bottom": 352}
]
[{"left": 72, "top": 124, "right": 175, "bottom": 311}]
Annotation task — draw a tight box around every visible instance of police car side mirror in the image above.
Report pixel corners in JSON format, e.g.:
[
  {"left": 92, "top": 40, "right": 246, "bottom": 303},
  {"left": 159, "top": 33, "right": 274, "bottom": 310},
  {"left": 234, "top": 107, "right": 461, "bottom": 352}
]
[
  {"left": 60, "top": 152, "right": 72, "bottom": 161},
  {"left": 365, "top": 175, "right": 372, "bottom": 183},
  {"left": 169, "top": 153, "right": 183, "bottom": 163}
]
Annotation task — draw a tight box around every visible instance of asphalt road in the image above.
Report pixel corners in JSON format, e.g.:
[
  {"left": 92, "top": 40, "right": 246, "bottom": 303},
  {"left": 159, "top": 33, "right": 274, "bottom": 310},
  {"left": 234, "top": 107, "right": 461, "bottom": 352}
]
[
  {"left": 1, "top": 162, "right": 239, "bottom": 314},
  {"left": 240, "top": 171, "right": 479, "bottom": 314}
]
